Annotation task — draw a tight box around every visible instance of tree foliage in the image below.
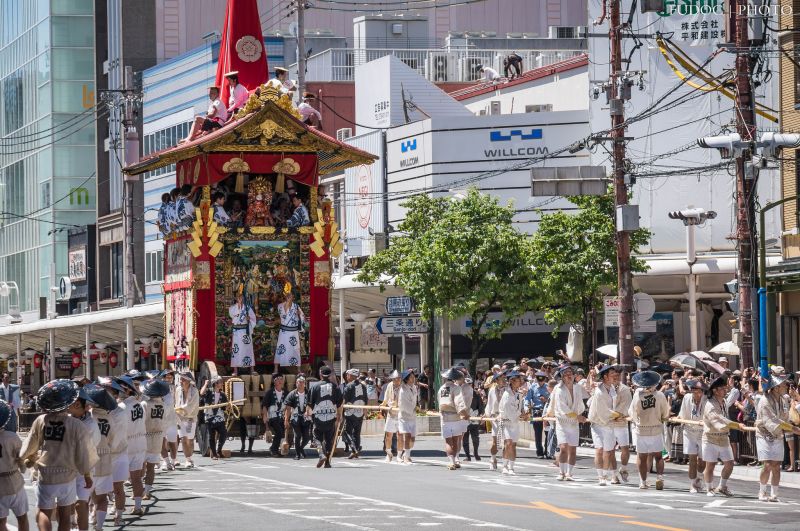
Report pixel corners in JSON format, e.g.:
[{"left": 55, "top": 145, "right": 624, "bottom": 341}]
[
  {"left": 356, "top": 189, "right": 539, "bottom": 375},
  {"left": 529, "top": 193, "right": 650, "bottom": 336}
]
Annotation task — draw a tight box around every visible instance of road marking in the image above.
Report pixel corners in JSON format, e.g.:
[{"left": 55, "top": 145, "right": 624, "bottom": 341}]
[
  {"left": 188, "top": 492, "right": 378, "bottom": 530},
  {"left": 622, "top": 522, "right": 690, "bottom": 531},
  {"left": 483, "top": 501, "right": 631, "bottom": 520},
  {"left": 198, "top": 468, "right": 530, "bottom": 530},
  {"left": 625, "top": 501, "right": 728, "bottom": 517}
]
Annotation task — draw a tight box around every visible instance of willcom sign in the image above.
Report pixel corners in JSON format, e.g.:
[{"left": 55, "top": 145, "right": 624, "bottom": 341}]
[{"left": 484, "top": 128, "right": 547, "bottom": 158}]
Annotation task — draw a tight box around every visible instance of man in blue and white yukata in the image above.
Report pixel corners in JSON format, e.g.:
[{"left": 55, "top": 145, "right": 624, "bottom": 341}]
[
  {"left": 229, "top": 292, "right": 256, "bottom": 376},
  {"left": 275, "top": 290, "right": 305, "bottom": 373}
]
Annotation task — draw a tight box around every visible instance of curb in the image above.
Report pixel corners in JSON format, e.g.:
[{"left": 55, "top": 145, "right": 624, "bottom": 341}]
[{"left": 518, "top": 437, "right": 800, "bottom": 488}]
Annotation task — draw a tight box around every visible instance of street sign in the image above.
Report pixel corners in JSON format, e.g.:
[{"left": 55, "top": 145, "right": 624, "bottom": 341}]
[
  {"left": 603, "top": 297, "right": 620, "bottom": 327},
  {"left": 385, "top": 296, "right": 414, "bottom": 315},
  {"left": 375, "top": 316, "right": 429, "bottom": 334}
]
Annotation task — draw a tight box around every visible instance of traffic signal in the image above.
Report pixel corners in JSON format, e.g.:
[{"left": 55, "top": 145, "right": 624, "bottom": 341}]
[
  {"left": 697, "top": 133, "right": 743, "bottom": 159},
  {"left": 724, "top": 279, "right": 738, "bottom": 314}
]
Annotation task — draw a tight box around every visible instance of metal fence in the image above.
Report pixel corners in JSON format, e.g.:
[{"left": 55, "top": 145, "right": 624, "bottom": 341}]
[{"left": 297, "top": 48, "right": 585, "bottom": 83}]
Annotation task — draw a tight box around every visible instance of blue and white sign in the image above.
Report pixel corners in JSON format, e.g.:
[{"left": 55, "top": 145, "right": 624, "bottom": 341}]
[
  {"left": 385, "top": 296, "right": 414, "bottom": 316},
  {"left": 489, "top": 129, "right": 543, "bottom": 142},
  {"left": 376, "top": 316, "right": 429, "bottom": 334}
]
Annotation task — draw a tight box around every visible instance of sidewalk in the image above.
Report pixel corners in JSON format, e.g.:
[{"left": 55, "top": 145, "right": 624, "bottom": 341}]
[{"left": 517, "top": 436, "right": 800, "bottom": 487}]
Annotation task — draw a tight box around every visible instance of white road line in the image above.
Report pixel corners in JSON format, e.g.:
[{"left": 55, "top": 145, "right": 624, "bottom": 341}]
[
  {"left": 200, "top": 468, "right": 531, "bottom": 530},
  {"left": 187, "top": 492, "right": 378, "bottom": 531},
  {"left": 626, "top": 500, "right": 729, "bottom": 517}
]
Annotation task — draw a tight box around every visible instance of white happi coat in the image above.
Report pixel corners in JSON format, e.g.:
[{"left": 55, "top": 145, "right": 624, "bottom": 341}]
[
  {"left": 275, "top": 302, "right": 304, "bottom": 367},
  {"left": 229, "top": 302, "right": 256, "bottom": 368}
]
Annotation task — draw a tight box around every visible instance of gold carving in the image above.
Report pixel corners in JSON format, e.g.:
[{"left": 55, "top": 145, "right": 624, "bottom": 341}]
[
  {"left": 273, "top": 157, "right": 300, "bottom": 193},
  {"left": 222, "top": 157, "right": 250, "bottom": 174},
  {"left": 250, "top": 226, "right": 277, "bottom": 234}
]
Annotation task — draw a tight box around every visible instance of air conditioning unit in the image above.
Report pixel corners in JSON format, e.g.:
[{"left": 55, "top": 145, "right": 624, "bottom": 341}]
[
  {"left": 548, "top": 26, "right": 579, "bottom": 39},
  {"left": 426, "top": 53, "right": 456, "bottom": 82},
  {"left": 458, "top": 57, "right": 483, "bottom": 82},
  {"left": 336, "top": 128, "right": 353, "bottom": 142},
  {"left": 489, "top": 101, "right": 501, "bottom": 115},
  {"left": 525, "top": 104, "right": 553, "bottom": 113}
]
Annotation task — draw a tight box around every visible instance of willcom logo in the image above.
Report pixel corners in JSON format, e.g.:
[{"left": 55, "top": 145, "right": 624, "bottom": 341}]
[
  {"left": 69, "top": 187, "right": 89, "bottom": 205},
  {"left": 489, "top": 129, "right": 543, "bottom": 142},
  {"left": 401, "top": 139, "right": 417, "bottom": 153}
]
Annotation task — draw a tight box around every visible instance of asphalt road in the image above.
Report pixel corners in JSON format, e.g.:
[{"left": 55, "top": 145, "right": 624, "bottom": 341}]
[{"left": 11, "top": 434, "right": 800, "bottom": 530}]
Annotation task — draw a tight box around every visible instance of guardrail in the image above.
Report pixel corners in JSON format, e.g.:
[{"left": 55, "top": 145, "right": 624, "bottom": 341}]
[{"left": 294, "top": 48, "right": 585, "bottom": 83}]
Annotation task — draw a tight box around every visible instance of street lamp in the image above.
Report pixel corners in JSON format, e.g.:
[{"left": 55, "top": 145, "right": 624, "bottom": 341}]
[
  {"left": 668, "top": 207, "right": 717, "bottom": 351},
  {"left": 0, "top": 281, "right": 22, "bottom": 324}
]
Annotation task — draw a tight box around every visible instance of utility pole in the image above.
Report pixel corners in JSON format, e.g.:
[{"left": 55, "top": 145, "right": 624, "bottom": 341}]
[
  {"left": 122, "top": 65, "right": 140, "bottom": 370},
  {"left": 733, "top": 0, "right": 756, "bottom": 368},
  {"left": 296, "top": 0, "right": 306, "bottom": 99},
  {"left": 609, "top": 0, "right": 634, "bottom": 368}
]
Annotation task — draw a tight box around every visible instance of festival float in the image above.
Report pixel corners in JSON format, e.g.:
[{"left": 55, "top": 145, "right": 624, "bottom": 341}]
[{"left": 125, "top": 86, "right": 374, "bottom": 382}]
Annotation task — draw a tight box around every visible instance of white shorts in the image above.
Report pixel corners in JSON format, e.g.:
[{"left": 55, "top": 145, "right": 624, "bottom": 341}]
[
  {"left": 459, "top": 419, "right": 469, "bottom": 434},
  {"left": 112, "top": 454, "right": 130, "bottom": 483},
  {"left": 701, "top": 441, "right": 734, "bottom": 463},
  {"left": 164, "top": 425, "right": 178, "bottom": 443},
  {"left": 146, "top": 452, "right": 162, "bottom": 465},
  {"left": 756, "top": 437, "right": 785, "bottom": 462},
  {"left": 502, "top": 423, "right": 520, "bottom": 442},
  {"left": 398, "top": 418, "right": 417, "bottom": 436},
  {"left": 75, "top": 475, "right": 94, "bottom": 502},
  {"left": 37, "top": 481, "right": 77, "bottom": 510},
  {"left": 178, "top": 419, "right": 196, "bottom": 440},
  {"left": 0, "top": 488, "right": 27, "bottom": 518},
  {"left": 636, "top": 434, "right": 664, "bottom": 454},
  {"left": 490, "top": 420, "right": 499, "bottom": 436},
  {"left": 128, "top": 451, "right": 145, "bottom": 471},
  {"left": 384, "top": 417, "right": 399, "bottom": 433},
  {"left": 683, "top": 432, "right": 703, "bottom": 457},
  {"left": 93, "top": 475, "right": 113, "bottom": 496},
  {"left": 591, "top": 425, "right": 616, "bottom": 451},
  {"left": 612, "top": 425, "right": 630, "bottom": 447},
  {"left": 556, "top": 423, "right": 579, "bottom": 447},
  {"left": 442, "top": 420, "right": 463, "bottom": 439}
]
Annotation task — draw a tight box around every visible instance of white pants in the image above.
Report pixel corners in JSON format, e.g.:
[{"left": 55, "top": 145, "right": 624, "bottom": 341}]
[
  {"left": 164, "top": 424, "right": 178, "bottom": 443},
  {"left": 756, "top": 436, "right": 785, "bottom": 462},
  {"left": 683, "top": 431, "right": 702, "bottom": 457},
  {"left": 442, "top": 420, "right": 463, "bottom": 439},
  {"left": 93, "top": 475, "right": 113, "bottom": 496},
  {"left": 0, "top": 488, "right": 27, "bottom": 518},
  {"left": 612, "top": 425, "right": 630, "bottom": 446},
  {"left": 128, "top": 451, "right": 145, "bottom": 471},
  {"left": 591, "top": 425, "right": 616, "bottom": 451},
  {"left": 636, "top": 434, "right": 664, "bottom": 454},
  {"left": 502, "top": 422, "right": 520, "bottom": 442},
  {"left": 556, "top": 423, "right": 579, "bottom": 447},
  {"left": 398, "top": 418, "right": 417, "bottom": 436},
  {"left": 178, "top": 418, "right": 196, "bottom": 440},
  {"left": 75, "top": 474, "right": 94, "bottom": 502},
  {"left": 112, "top": 453, "right": 130, "bottom": 483},
  {"left": 36, "top": 481, "right": 77, "bottom": 510},
  {"left": 701, "top": 441, "right": 734, "bottom": 463},
  {"left": 384, "top": 417, "right": 399, "bottom": 433}
]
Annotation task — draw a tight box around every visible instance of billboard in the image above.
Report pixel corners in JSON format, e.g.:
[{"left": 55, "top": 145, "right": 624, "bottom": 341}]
[{"left": 344, "top": 131, "right": 386, "bottom": 257}]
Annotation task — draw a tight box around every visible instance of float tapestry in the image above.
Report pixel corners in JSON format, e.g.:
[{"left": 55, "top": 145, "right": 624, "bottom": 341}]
[{"left": 214, "top": 235, "right": 311, "bottom": 364}]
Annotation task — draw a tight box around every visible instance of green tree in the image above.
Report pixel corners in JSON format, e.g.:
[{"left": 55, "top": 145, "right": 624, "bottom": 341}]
[
  {"left": 529, "top": 193, "right": 650, "bottom": 358},
  {"left": 356, "top": 189, "right": 540, "bottom": 375}
]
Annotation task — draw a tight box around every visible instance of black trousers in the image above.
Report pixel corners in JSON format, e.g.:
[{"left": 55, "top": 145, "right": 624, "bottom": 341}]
[
  {"left": 208, "top": 421, "right": 227, "bottom": 456},
  {"left": 291, "top": 416, "right": 312, "bottom": 451},
  {"left": 504, "top": 57, "right": 522, "bottom": 78},
  {"left": 201, "top": 118, "right": 223, "bottom": 131},
  {"left": 238, "top": 417, "right": 255, "bottom": 451},
  {"left": 313, "top": 424, "right": 336, "bottom": 458},
  {"left": 532, "top": 421, "right": 545, "bottom": 456},
  {"left": 342, "top": 415, "right": 363, "bottom": 453},
  {"left": 268, "top": 418, "right": 284, "bottom": 454},
  {"left": 463, "top": 424, "right": 480, "bottom": 456}
]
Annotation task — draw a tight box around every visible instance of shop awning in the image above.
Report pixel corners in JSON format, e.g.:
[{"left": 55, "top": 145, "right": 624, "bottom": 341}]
[{"left": 0, "top": 303, "right": 164, "bottom": 354}]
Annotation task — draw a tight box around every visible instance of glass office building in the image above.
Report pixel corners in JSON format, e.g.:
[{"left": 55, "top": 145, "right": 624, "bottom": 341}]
[{"left": 0, "top": 0, "right": 96, "bottom": 315}]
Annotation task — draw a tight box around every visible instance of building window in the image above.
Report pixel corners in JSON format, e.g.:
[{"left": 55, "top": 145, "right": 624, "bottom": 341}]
[
  {"left": 110, "top": 242, "right": 123, "bottom": 300},
  {"left": 143, "top": 122, "right": 191, "bottom": 179},
  {"left": 145, "top": 249, "right": 163, "bottom": 284},
  {"left": 2, "top": 71, "right": 23, "bottom": 135},
  {"left": 526, "top": 104, "right": 553, "bottom": 113}
]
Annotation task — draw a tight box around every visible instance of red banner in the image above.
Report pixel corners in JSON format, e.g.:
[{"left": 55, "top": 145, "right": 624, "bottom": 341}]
[
  {"left": 214, "top": 0, "right": 268, "bottom": 105},
  {"left": 176, "top": 153, "right": 319, "bottom": 188}
]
